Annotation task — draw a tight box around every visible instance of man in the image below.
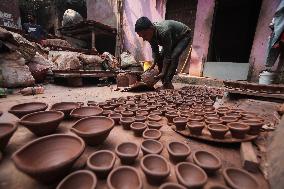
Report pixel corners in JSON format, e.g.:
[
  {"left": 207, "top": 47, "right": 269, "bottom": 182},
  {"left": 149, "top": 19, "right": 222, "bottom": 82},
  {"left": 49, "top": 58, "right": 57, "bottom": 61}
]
[
  {"left": 135, "top": 17, "right": 191, "bottom": 89},
  {"left": 23, "top": 15, "right": 47, "bottom": 43}
]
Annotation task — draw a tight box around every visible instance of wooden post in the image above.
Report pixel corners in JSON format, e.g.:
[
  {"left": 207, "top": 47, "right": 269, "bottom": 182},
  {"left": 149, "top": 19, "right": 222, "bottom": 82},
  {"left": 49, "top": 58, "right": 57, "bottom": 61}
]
[
  {"left": 240, "top": 142, "right": 259, "bottom": 173},
  {"left": 91, "top": 30, "right": 96, "bottom": 49}
]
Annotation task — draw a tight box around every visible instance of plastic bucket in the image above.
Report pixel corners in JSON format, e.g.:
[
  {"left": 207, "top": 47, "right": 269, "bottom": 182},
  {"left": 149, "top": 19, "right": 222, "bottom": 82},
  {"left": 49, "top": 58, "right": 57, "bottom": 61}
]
[{"left": 259, "top": 71, "right": 276, "bottom": 85}]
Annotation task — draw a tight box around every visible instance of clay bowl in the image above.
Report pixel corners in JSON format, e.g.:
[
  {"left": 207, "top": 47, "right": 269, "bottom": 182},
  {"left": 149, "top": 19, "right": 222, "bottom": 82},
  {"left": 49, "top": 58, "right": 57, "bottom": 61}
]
[
  {"left": 159, "top": 182, "right": 186, "bottom": 189},
  {"left": 121, "top": 110, "right": 134, "bottom": 117},
  {"left": 120, "top": 117, "right": 135, "bottom": 130},
  {"left": 228, "top": 122, "right": 250, "bottom": 139},
  {"left": 114, "top": 106, "right": 126, "bottom": 113},
  {"left": 108, "top": 113, "right": 122, "bottom": 125},
  {"left": 130, "top": 122, "right": 147, "bottom": 137},
  {"left": 204, "top": 114, "right": 219, "bottom": 120},
  {"left": 56, "top": 170, "right": 97, "bottom": 189},
  {"left": 0, "top": 123, "right": 17, "bottom": 151},
  {"left": 193, "top": 150, "right": 222, "bottom": 174},
  {"left": 187, "top": 121, "right": 205, "bottom": 136},
  {"left": 141, "top": 154, "right": 170, "bottom": 185},
  {"left": 188, "top": 115, "right": 203, "bottom": 122},
  {"left": 165, "top": 112, "right": 179, "bottom": 123},
  {"left": 87, "top": 150, "right": 116, "bottom": 179},
  {"left": 115, "top": 142, "right": 140, "bottom": 165},
  {"left": 19, "top": 111, "right": 64, "bottom": 136},
  {"left": 12, "top": 134, "right": 85, "bottom": 184},
  {"left": 207, "top": 124, "right": 229, "bottom": 139},
  {"left": 51, "top": 102, "right": 81, "bottom": 118},
  {"left": 220, "top": 116, "right": 238, "bottom": 125},
  {"left": 141, "top": 139, "right": 163, "bottom": 155},
  {"left": 225, "top": 112, "right": 241, "bottom": 119},
  {"left": 173, "top": 117, "right": 189, "bottom": 131},
  {"left": 134, "top": 115, "right": 147, "bottom": 122},
  {"left": 102, "top": 110, "right": 114, "bottom": 117},
  {"left": 71, "top": 116, "right": 114, "bottom": 145},
  {"left": 205, "top": 118, "right": 222, "bottom": 125},
  {"left": 70, "top": 106, "right": 103, "bottom": 119},
  {"left": 107, "top": 166, "right": 142, "bottom": 189},
  {"left": 136, "top": 110, "right": 149, "bottom": 116},
  {"left": 151, "top": 110, "right": 163, "bottom": 116},
  {"left": 143, "top": 129, "right": 162, "bottom": 140},
  {"left": 223, "top": 167, "right": 259, "bottom": 189},
  {"left": 9, "top": 102, "right": 48, "bottom": 118},
  {"left": 146, "top": 121, "right": 163, "bottom": 130},
  {"left": 175, "top": 162, "right": 208, "bottom": 189},
  {"left": 241, "top": 119, "right": 263, "bottom": 135},
  {"left": 167, "top": 141, "right": 191, "bottom": 162}
]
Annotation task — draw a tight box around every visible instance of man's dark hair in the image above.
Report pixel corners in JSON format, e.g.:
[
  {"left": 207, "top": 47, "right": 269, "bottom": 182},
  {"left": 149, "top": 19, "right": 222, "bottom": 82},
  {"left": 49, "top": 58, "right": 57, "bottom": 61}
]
[{"left": 135, "top": 17, "right": 153, "bottom": 32}]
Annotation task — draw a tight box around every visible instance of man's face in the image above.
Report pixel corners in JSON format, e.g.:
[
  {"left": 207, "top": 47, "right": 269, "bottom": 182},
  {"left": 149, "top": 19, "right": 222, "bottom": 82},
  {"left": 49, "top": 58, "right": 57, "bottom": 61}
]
[{"left": 137, "top": 28, "right": 154, "bottom": 42}]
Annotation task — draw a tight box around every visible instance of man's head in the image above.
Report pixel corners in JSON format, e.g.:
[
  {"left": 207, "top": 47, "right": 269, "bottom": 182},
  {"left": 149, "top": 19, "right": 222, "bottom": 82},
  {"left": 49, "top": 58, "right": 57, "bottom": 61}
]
[
  {"left": 135, "top": 17, "right": 154, "bottom": 42},
  {"left": 27, "top": 14, "right": 36, "bottom": 24}
]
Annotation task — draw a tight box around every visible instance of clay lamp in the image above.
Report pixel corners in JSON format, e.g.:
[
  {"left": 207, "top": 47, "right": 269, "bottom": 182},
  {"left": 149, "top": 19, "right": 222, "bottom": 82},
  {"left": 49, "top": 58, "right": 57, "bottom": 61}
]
[
  {"left": 146, "top": 121, "right": 163, "bottom": 130},
  {"left": 71, "top": 116, "right": 114, "bottom": 145},
  {"left": 121, "top": 110, "right": 134, "bottom": 117},
  {"left": 223, "top": 167, "right": 259, "bottom": 189},
  {"left": 107, "top": 166, "right": 142, "bottom": 189},
  {"left": 138, "top": 102, "right": 148, "bottom": 108},
  {"left": 114, "top": 106, "right": 126, "bottom": 113},
  {"left": 241, "top": 119, "right": 263, "bottom": 135},
  {"left": 227, "top": 122, "right": 250, "bottom": 139},
  {"left": 120, "top": 117, "right": 135, "bottom": 130},
  {"left": 167, "top": 141, "right": 191, "bottom": 162},
  {"left": 207, "top": 124, "right": 229, "bottom": 139},
  {"left": 87, "top": 150, "right": 116, "bottom": 179},
  {"left": 225, "top": 112, "right": 241, "bottom": 119},
  {"left": 130, "top": 122, "right": 147, "bottom": 137},
  {"left": 148, "top": 114, "right": 162, "bottom": 122},
  {"left": 128, "top": 106, "right": 139, "bottom": 113},
  {"left": 166, "top": 107, "right": 175, "bottom": 112},
  {"left": 173, "top": 117, "right": 189, "bottom": 131},
  {"left": 165, "top": 112, "right": 179, "bottom": 123},
  {"left": 150, "top": 110, "right": 163, "bottom": 116},
  {"left": 9, "top": 102, "right": 48, "bottom": 118},
  {"left": 141, "top": 154, "right": 170, "bottom": 185},
  {"left": 50, "top": 102, "right": 81, "bottom": 118},
  {"left": 12, "top": 134, "right": 85, "bottom": 184},
  {"left": 102, "top": 110, "right": 114, "bottom": 117},
  {"left": 115, "top": 142, "right": 140, "bottom": 165},
  {"left": 143, "top": 129, "right": 162, "bottom": 140},
  {"left": 204, "top": 109, "right": 217, "bottom": 115},
  {"left": 141, "top": 139, "right": 163, "bottom": 155},
  {"left": 134, "top": 115, "right": 147, "bottom": 122},
  {"left": 108, "top": 113, "right": 122, "bottom": 125},
  {"left": 205, "top": 118, "right": 223, "bottom": 125},
  {"left": 188, "top": 115, "right": 203, "bottom": 122},
  {"left": 193, "top": 150, "right": 222, "bottom": 174},
  {"left": 175, "top": 162, "right": 208, "bottom": 189},
  {"left": 147, "top": 105, "right": 157, "bottom": 111},
  {"left": 187, "top": 121, "right": 205, "bottom": 136},
  {"left": 136, "top": 110, "right": 149, "bottom": 116},
  {"left": 221, "top": 116, "right": 239, "bottom": 125},
  {"left": 56, "top": 170, "right": 97, "bottom": 189},
  {"left": 70, "top": 106, "right": 103, "bottom": 119},
  {"left": 0, "top": 123, "right": 17, "bottom": 151},
  {"left": 159, "top": 182, "right": 186, "bottom": 189}
]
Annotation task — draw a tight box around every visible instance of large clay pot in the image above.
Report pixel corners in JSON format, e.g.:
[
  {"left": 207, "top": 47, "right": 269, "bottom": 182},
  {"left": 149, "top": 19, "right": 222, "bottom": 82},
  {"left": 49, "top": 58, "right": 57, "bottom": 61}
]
[
  {"left": 159, "top": 182, "right": 186, "bottom": 189},
  {"left": 51, "top": 102, "right": 81, "bottom": 118},
  {"left": 173, "top": 117, "right": 189, "bottom": 131},
  {"left": 70, "top": 106, "right": 103, "bottom": 119},
  {"left": 227, "top": 122, "right": 250, "bottom": 139},
  {"left": 0, "top": 123, "right": 17, "bottom": 151},
  {"left": 167, "top": 141, "right": 191, "bottom": 162},
  {"left": 193, "top": 150, "right": 222, "bottom": 174},
  {"left": 12, "top": 134, "right": 85, "bottom": 184},
  {"left": 115, "top": 142, "right": 140, "bottom": 165},
  {"left": 187, "top": 121, "right": 205, "bottom": 136},
  {"left": 143, "top": 129, "right": 162, "bottom": 140},
  {"left": 130, "top": 122, "right": 147, "bottom": 137},
  {"left": 9, "top": 102, "right": 48, "bottom": 118},
  {"left": 120, "top": 117, "right": 135, "bottom": 130},
  {"left": 241, "top": 120, "right": 263, "bottom": 135},
  {"left": 146, "top": 121, "right": 163, "bottom": 130},
  {"left": 207, "top": 124, "right": 229, "bottom": 139},
  {"left": 141, "top": 139, "right": 163, "bottom": 155}
]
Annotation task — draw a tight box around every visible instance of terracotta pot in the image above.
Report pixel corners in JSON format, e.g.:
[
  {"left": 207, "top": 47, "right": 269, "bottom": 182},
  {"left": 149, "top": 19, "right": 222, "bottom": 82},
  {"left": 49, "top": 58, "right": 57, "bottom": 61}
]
[
  {"left": 227, "top": 122, "right": 250, "bottom": 139},
  {"left": 71, "top": 116, "right": 114, "bottom": 145},
  {"left": 225, "top": 112, "right": 241, "bottom": 119},
  {"left": 121, "top": 110, "right": 134, "bottom": 117},
  {"left": 114, "top": 107, "right": 126, "bottom": 113},
  {"left": 12, "top": 134, "right": 85, "bottom": 184},
  {"left": 141, "top": 139, "right": 163, "bottom": 155},
  {"left": 173, "top": 117, "right": 189, "bottom": 131},
  {"left": 205, "top": 117, "right": 223, "bottom": 125},
  {"left": 51, "top": 102, "right": 81, "bottom": 118},
  {"left": 70, "top": 106, "right": 103, "bottom": 119},
  {"left": 107, "top": 166, "right": 142, "bottom": 189},
  {"left": 159, "top": 182, "right": 186, "bottom": 189},
  {"left": 130, "top": 122, "right": 147, "bottom": 136},
  {"left": 0, "top": 123, "right": 17, "bottom": 151},
  {"left": 165, "top": 112, "right": 179, "bottom": 123},
  {"left": 148, "top": 114, "right": 162, "bottom": 122},
  {"left": 187, "top": 121, "right": 205, "bottom": 136},
  {"left": 207, "top": 124, "right": 229, "bottom": 139},
  {"left": 136, "top": 110, "right": 149, "bottom": 116},
  {"left": 241, "top": 120, "right": 263, "bottom": 135},
  {"left": 188, "top": 115, "right": 203, "bottom": 122},
  {"left": 56, "top": 170, "right": 97, "bottom": 189},
  {"left": 220, "top": 116, "right": 238, "bottom": 124},
  {"left": 102, "top": 110, "right": 114, "bottom": 117},
  {"left": 204, "top": 114, "right": 219, "bottom": 120},
  {"left": 107, "top": 112, "right": 122, "bottom": 124},
  {"left": 143, "top": 129, "right": 162, "bottom": 140},
  {"left": 134, "top": 115, "right": 147, "bottom": 122},
  {"left": 175, "top": 162, "right": 208, "bottom": 189},
  {"left": 151, "top": 110, "right": 163, "bottom": 116},
  {"left": 141, "top": 154, "right": 170, "bottom": 185},
  {"left": 146, "top": 121, "right": 163, "bottom": 130},
  {"left": 193, "top": 150, "right": 222, "bottom": 174},
  {"left": 9, "top": 102, "right": 48, "bottom": 118},
  {"left": 115, "top": 142, "right": 140, "bottom": 165},
  {"left": 167, "top": 141, "right": 191, "bottom": 162},
  {"left": 87, "top": 150, "right": 116, "bottom": 179},
  {"left": 120, "top": 117, "right": 135, "bottom": 130},
  {"left": 223, "top": 167, "right": 259, "bottom": 189}
]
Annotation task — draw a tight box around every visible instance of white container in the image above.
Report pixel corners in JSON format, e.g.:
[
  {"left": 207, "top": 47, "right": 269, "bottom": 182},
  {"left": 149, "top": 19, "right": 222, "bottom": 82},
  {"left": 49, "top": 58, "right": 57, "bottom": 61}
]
[{"left": 259, "top": 71, "right": 276, "bottom": 85}]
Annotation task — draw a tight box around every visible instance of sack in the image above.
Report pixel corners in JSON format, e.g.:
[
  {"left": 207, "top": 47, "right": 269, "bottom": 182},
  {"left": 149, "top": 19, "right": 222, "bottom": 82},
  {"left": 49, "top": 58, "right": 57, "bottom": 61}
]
[
  {"left": 28, "top": 53, "right": 53, "bottom": 82},
  {"left": 49, "top": 51, "right": 82, "bottom": 70},
  {"left": 120, "top": 51, "right": 137, "bottom": 68}
]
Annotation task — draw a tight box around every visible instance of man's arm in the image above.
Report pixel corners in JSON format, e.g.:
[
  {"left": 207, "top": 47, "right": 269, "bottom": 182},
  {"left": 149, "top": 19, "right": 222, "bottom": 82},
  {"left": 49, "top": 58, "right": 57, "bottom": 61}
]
[{"left": 150, "top": 41, "right": 161, "bottom": 69}]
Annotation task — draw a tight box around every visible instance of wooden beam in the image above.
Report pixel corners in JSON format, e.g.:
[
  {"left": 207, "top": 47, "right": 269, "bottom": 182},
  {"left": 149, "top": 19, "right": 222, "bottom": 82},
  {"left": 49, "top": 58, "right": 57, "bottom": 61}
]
[{"left": 240, "top": 142, "right": 259, "bottom": 173}]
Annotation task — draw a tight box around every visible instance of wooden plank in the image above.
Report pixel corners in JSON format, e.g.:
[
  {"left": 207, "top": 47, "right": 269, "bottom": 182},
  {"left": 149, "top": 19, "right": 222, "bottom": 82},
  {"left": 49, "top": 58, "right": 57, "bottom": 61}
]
[{"left": 240, "top": 142, "right": 259, "bottom": 173}]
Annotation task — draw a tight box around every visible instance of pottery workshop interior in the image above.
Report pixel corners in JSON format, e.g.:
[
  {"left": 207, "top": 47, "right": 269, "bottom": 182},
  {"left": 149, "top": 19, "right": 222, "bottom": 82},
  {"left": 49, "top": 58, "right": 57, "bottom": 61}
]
[{"left": 1, "top": 0, "right": 284, "bottom": 189}]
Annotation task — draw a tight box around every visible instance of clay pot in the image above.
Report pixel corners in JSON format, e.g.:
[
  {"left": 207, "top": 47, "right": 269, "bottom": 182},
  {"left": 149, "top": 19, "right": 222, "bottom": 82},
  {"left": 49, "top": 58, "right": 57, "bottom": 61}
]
[
  {"left": 228, "top": 122, "right": 250, "bottom": 139},
  {"left": 173, "top": 117, "right": 189, "bottom": 131},
  {"left": 120, "top": 117, "right": 135, "bottom": 130},
  {"left": 167, "top": 141, "right": 191, "bottom": 162},
  {"left": 102, "top": 110, "right": 114, "bottom": 116},
  {"left": 207, "top": 124, "right": 229, "bottom": 139},
  {"left": 221, "top": 116, "right": 238, "bottom": 125},
  {"left": 204, "top": 114, "right": 219, "bottom": 120},
  {"left": 107, "top": 166, "right": 142, "bottom": 189},
  {"left": 56, "top": 170, "right": 97, "bottom": 189},
  {"left": 71, "top": 116, "right": 114, "bottom": 145},
  {"left": 241, "top": 120, "right": 263, "bottom": 135},
  {"left": 143, "top": 129, "right": 162, "bottom": 140},
  {"left": 223, "top": 167, "right": 259, "bottom": 189},
  {"left": 115, "top": 142, "right": 140, "bottom": 165},
  {"left": 146, "top": 121, "right": 163, "bottom": 130},
  {"left": 9, "top": 102, "right": 48, "bottom": 118},
  {"left": 175, "top": 162, "right": 208, "bottom": 189},
  {"left": 70, "top": 106, "right": 103, "bottom": 119},
  {"left": 108, "top": 113, "right": 122, "bottom": 125},
  {"left": 225, "top": 112, "right": 241, "bottom": 119},
  {"left": 19, "top": 111, "right": 64, "bottom": 136},
  {"left": 165, "top": 112, "right": 179, "bottom": 123},
  {"left": 51, "top": 102, "right": 81, "bottom": 118},
  {"left": 130, "top": 122, "right": 147, "bottom": 136},
  {"left": 141, "top": 139, "right": 163, "bottom": 155},
  {"left": 114, "top": 107, "right": 126, "bottom": 113},
  {"left": 141, "top": 154, "right": 170, "bottom": 185},
  {"left": 0, "top": 123, "right": 17, "bottom": 151},
  {"left": 187, "top": 121, "right": 205, "bottom": 136},
  {"left": 193, "top": 150, "right": 222, "bottom": 174},
  {"left": 159, "top": 182, "right": 186, "bottom": 189},
  {"left": 151, "top": 110, "right": 163, "bottom": 116},
  {"left": 134, "top": 115, "right": 147, "bottom": 122},
  {"left": 12, "top": 134, "right": 85, "bottom": 184},
  {"left": 136, "top": 110, "right": 149, "bottom": 116},
  {"left": 205, "top": 118, "right": 222, "bottom": 125},
  {"left": 148, "top": 114, "right": 162, "bottom": 122},
  {"left": 121, "top": 110, "right": 134, "bottom": 117},
  {"left": 188, "top": 115, "right": 203, "bottom": 122},
  {"left": 87, "top": 150, "right": 116, "bottom": 179}
]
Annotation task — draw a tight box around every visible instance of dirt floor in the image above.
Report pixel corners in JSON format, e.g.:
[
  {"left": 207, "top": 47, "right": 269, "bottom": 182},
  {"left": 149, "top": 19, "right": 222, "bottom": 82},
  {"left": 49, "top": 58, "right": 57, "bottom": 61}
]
[{"left": 0, "top": 83, "right": 278, "bottom": 189}]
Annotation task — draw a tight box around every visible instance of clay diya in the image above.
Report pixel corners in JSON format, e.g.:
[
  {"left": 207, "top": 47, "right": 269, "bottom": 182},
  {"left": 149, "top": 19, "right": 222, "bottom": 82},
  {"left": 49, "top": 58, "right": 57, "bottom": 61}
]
[
  {"left": 71, "top": 116, "right": 114, "bottom": 145},
  {"left": 9, "top": 102, "right": 48, "bottom": 118},
  {"left": 205, "top": 118, "right": 222, "bottom": 125},
  {"left": 173, "top": 117, "right": 189, "bottom": 131},
  {"left": 70, "top": 106, "right": 103, "bottom": 119},
  {"left": 223, "top": 167, "right": 259, "bottom": 189},
  {"left": 141, "top": 154, "right": 170, "bottom": 185},
  {"left": 143, "top": 129, "right": 162, "bottom": 140},
  {"left": 221, "top": 116, "right": 238, "bottom": 125},
  {"left": 114, "top": 106, "right": 126, "bottom": 113},
  {"left": 159, "top": 182, "right": 186, "bottom": 189},
  {"left": 167, "top": 141, "right": 191, "bottom": 162},
  {"left": 107, "top": 166, "right": 142, "bottom": 189},
  {"left": 130, "top": 122, "right": 147, "bottom": 136},
  {"left": 115, "top": 142, "right": 140, "bottom": 165},
  {"left": 207, "top": 124, "right": 229, "bottom": 139},
  {"left": 87, "top": 150, "right": 116, "bottom": 179},
  {"left": 175, "top": 162, "right": 208, "bottom": 189},
  {"left": 19, "top": 111, "right": 64, "bottom": 136},
  {"left": 165, "top": 112, "right": 179, "bottom": 123},
  {"left": 108, "top": 113, "right": 122, "bottom": 125},
  {"left": 120, "top": 117, "right": 135, "bottom": 130},
  {"left": 0, "top": 123, "right": 17, "bottom": 151},
  {"left": 141, "top": 139, "right": 163, "bottom": 155},
  {"left": 187, "top": 121, "right": 205, "bottom": 136},
  {"left": 241, "top": 119, "right": 263, "bottom": 135},
  {"left": 56, "top": 170, "right": 97, "bottom": 189},
  {"left": 134, "top": 115, "right": 147, "bottom": 122},
  {"left": 193, "top": 150, "right": 222, "bottom": 174},
  {"left": 121, "top": 110, "right": 134, "bottom": 117},
  {"left": 227, "top": 122, "right": 250, "bottom": 139},
  {"left": 148, "top": 114, "right": 162, "bottom": 122},
  {"left": 12, "top": 134, "right": 85, "bottom": 183},
  {"left": 50, "top": 102, "right": 81, "bottom": 118},
  {"left": 146, "top": 121, "right": 163, "bottom": 130}
]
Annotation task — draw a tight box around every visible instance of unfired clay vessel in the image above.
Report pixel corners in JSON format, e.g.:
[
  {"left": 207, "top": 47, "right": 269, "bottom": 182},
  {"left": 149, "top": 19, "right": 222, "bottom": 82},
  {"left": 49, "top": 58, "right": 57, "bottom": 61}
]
[
  {"left": 130, "top": 122, "right": 147, "bottom": 136},
  {"left": 51, "top": 102, "right": 81, "bottom": 118},
  {"left": 9, "top": 102, "right": 48, "bottom": 118},
  {"left": 228, "top": 122, "right": 250, "bottom": 139},
  {"left": 193, "top": 150, "right": 222, "bottom": 174},
  {"left": 173, "top": 117, "right": 189, "bottom": 131},
  {"left": 134, "top": 115, "right": 147, "bottom": 122},
  {"left": 141, "top": 139, "right": 163, "bottom": 155},
  {"left": 121, "top": 110, "right": 134, "bottom": 117},
  {"left": 70, "top": 106, "right": 103, "bottom": 119},
  {"left": 148, "top": 114, "right": 162, "bottom": 122},
  {"left": 159, "top": 182, "right": 186, "bottom": 189},
  {"left": 147, "top": 121, "right": 163, "bottom": 130},
  {"left": 165, "top": 112, "right": 179, "bottom": 123},
  {"left": 221, "top": 116, "right": 238, "bottom": 124},
  {"left": 207, "top": 124, "right": 229, "bottom": 139},
  {"left": 143, "top": 129, "right": 162, "bottom": 140},
  {"left": 241, "top": 119, "right": 263, "bottom": 135},
  {"left": 187, "top": 121, "right": 205, "bottom": 136},
  {"left": 0, "top": 123, "right": 17, "bottom": 151},
  {"left": 167, "top": 141, "right": 191, "bottom": 162},
  {"left": 108, "top": 113, "right": 122, "bottom": 125},
  {"left": 120, "top": 117, "right": 135, "bottom": 130},
  {"left": 115, "top": 142, "right": 140, "bottom": 165}
]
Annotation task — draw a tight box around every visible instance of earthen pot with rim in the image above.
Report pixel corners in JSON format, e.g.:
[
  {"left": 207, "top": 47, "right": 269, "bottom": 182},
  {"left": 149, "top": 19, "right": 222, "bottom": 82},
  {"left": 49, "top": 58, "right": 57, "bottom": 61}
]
[
  {"left": 167, "top": 141, "right": 191, "bottom": 162},
  {"left": 8, "top": 102, "right": 48, "bottom": 118},
  {"left": 241, "top": 119, "right": 263, "bottom": 135},
  {"left": 115, "top": 142, "right": 140, "bottom": 165},
  {"left": 188, "top": 115, "right": 203, "bottom": 122},
  {"left": 120, "top": 117, "right": 135, "bottom": 130},
  {"left": 56, "top": 170, "right": 97, "bottom": 189},
  {"left": 146, "top": 121, "right": 163, "bottom": 130},
  {"left": 207, "top": 124, "right": 229, "bottom": 139},
  {"left": 71, "top": 116, "right": 114, "bottom": 145},
  {"left": 175, "top": 162, "right": 208, "bottom": 189},
  {"left": 108, "top": 113, "right": 122, "bottom": 125},
  {"left": 70, "top": 106, "right": 103, "bottom": 119},
  {"left": 50, "top": 102, "right": 81, "bottom": 118},
  {"left": 12, "top": 134, "right": 85, "bottom": 184},
  {"left": 204, "top": 114, "right": 219, "bottom": 120},
  {"left": 205, "top": 118, "right": 223, "bottom": 125},
  {"left": 173, "top": 117, "right": 189, "bottom": 131},
  {"left": 227, "top": 122, "right": 250, "bottom": 139},
  {"left": 165, "top": 112, "right": 179, "bottom": 123},
  {"left": 130, "top": 122, "right": 147, "bottom": 136},
  {"left": 114, "top": 106, "right": 126, "bottom": 113},
  {"left": 187, "top": 121, "right": 205, "bottom": 136},
  {"left": 136, "top": 110, "right": 149, "bottom": 116},
  {"left": 121, "top": 110, "right": 134, "bottom": 117},
  {"left": 141, "top": 154, "right": 170, "bottom": 185},
  {"left": 107, "top": 166, "right": 142, "bottom": 189},
  {"left": 193, "top": 150, "right": 222, "bottom": 174},
  {"left": 0, "top": 123, "right": 17, "bottom": 151},
  {"left": 225, "top": 112, "right": 241, "bottom": 119},
  {"left": 159, "top": 182, "right": 186, "bottom": 189},
  {"left": 102, "top": 110, "right": 114, "bottom": 117},
  {"left": 220, "top": 116, "right": 239, "bottom": 125},
  {"left": 143, "top": 129, "right": 162, "bottom": 140},
  {"left": 141, "top": 139, "right": 163, "bottom": 155},
  {"left": 151, "top": 110, "right": 163, "bottom": 116},
  {"left": 87, "top": 150, "right": 116, "bottom": 179},
  {"left": 134, "top": 115, "right": 147, "bottom": 122},
  {"left": 148, "top": 114, "right": 162, "bottom": 122},
  {"left": 223, "top": 167, "right": 259, "bottom": 189}
]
